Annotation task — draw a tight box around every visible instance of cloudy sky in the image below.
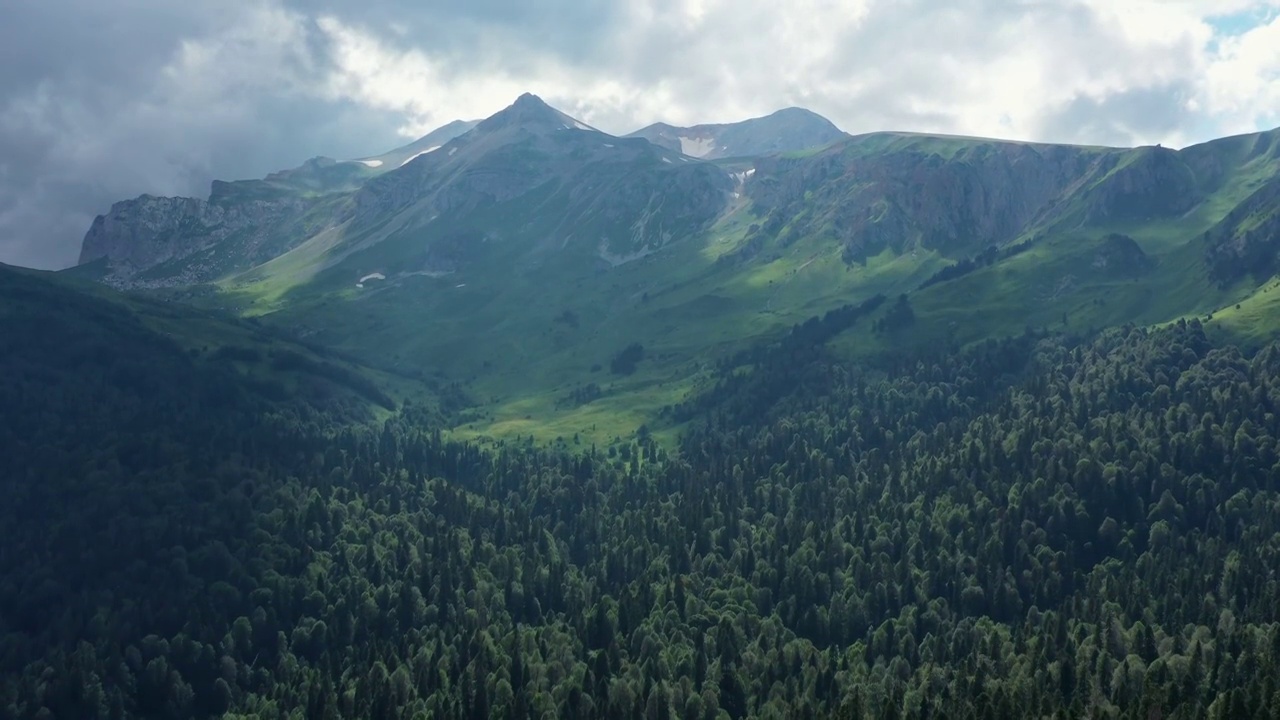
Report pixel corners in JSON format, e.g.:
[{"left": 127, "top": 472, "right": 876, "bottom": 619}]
[{"left": 2, "top": 0, "right": 1279, "bottom": 270}]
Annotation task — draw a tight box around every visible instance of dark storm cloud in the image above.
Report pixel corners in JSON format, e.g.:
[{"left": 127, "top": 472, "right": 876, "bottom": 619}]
[
  {"left": 0, "top": 1, "right": 407, "bottom": 269},
  {"left": 0, "top": 0, "right": 638, "bottom": 269}
]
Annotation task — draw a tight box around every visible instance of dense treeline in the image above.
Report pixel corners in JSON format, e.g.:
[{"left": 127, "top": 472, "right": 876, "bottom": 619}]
[
  {"left": 668, "top": 294, "right": 886, "bottom": 423},
  {"left": 3, "top": 266, "right": 1280, "bottom": 718},
  {"left": 916, "top": 240, "right": 1035, "bottom": 291}
]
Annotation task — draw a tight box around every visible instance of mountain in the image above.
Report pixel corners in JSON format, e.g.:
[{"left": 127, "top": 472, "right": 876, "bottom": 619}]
[
  {"left": 69, "top": 96, "right": 1280, "bottom": 444},
  {"left": 627, "top": 106, "right": 846, "bottom": 159},
  {"left": 17, "top": 96, "right": 1280, "bottom": 720},
  {"left": 0, "top": 262, "right": 424, "bottom": 416},
  {"left": 74, "top": 119, "right": 480, "bottom": 288},
  {"left": 351, "top": 118, "right": 480, "bottom": 170}
]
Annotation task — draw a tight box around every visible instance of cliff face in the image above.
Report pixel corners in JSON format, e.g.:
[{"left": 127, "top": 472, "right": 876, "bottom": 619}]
[
  {"left": 1075, "top": 147, "right": 1200, "bottom": 224},
  {"left": 747, "top": 137, "right": 1117, "bottom": 261},
  {"left": 78, "top": 191, "right": 347, "bottom": 287},
  {"left": 743, "top": 130, "right": 1280, "bottom": 268},
  {"left": 1204, "top": 176, "right": 1280, "bottom": 286}
]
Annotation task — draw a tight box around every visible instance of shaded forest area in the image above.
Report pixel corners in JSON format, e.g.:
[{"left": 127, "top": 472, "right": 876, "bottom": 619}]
[{"left": 3, "top": 268, "right": 1280, "bottom": 719}]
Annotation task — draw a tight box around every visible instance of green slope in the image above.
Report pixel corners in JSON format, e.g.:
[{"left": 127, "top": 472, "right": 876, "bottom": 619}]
[
  {"left": 11, "top": 263, "right": 1280, "bottom": 719},
  {"left": 2, "top": 264, "right": 437, "bottom": 421},
  {"left": 233, "top": 129, "right": 1280, "bottom": 442},
  {"left": 69, "top": 102, "right": 1280, "bottom": 444}
]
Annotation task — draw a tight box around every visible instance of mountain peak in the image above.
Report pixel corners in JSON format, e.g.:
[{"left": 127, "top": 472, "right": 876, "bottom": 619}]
[
  {"left": 627, "top": 107, "right": 845, "bottom": 159},
  {"left": 513, "top": 92, "right": 550, "bottom": 109},
  {"left": 477, "top": 93, "right": 591, "bottom": 134}
]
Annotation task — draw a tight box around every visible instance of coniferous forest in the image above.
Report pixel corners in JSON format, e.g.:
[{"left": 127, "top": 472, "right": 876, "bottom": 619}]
[{"left": 3, "top": 267, "right": 1280, "bottom": 719}]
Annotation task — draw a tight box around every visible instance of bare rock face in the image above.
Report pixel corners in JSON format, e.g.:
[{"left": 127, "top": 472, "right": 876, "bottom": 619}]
[
  {"left": 1204, "top": 176, "right": 1280, "bottom": 286},
  {"left": 79, "top": 195, "right": 210, "bottom": 271},
  {"left": 78, "top": 191, "right": 342, "bottom": 288},
  {"left": 1077, "top": 147, "right": 1199, "bottom": 224},
  {"left": 748, "top": 138, "right": 1112, "bottom": 262}
]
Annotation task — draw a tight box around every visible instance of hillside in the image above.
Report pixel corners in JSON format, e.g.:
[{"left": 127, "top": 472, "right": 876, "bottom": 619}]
[
  {"left": 68, "top": 97, "right": 1280, "bottom": 444},
  {"left": 10, "top": 92, "right": 1280, "bottom": 719},
  {"left": 0, "top": 264, "right": 438, "bottom": 418},
  {"left": 5, "top": 271, "right": 1280, "bottom": 717}
]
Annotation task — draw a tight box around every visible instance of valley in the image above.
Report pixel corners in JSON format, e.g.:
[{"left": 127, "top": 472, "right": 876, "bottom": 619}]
[
  {"left": 66, "top": 94, "right": 1280, "bottom": 447},
  {"left": 4, "top": 89, "right": 1280, "bottom": 720}
]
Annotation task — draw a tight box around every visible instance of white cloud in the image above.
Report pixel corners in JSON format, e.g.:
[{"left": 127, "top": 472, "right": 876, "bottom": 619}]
[
  {"left": 303, "top": 0, "right": 1280, "bottom": 147},
  {"left": 1200, "top": 12, "right": 1280, "bottom": 133},
  {"left": 5, "top": 0, "right": 1280, "bottom": 269}
]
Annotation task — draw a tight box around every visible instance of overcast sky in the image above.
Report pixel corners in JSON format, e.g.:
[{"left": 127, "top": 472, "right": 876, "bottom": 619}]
[{"left": 2, "top": 0, "right": 1279, "bottom": 270}]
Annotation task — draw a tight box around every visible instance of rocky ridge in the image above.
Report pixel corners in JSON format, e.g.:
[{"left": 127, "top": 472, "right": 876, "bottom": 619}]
[
  {"left": 628, "top": 107, "right": 846, "bottom": 160},
  {"left": 78, "top": 192, "right": 348, "bottom": 288}
]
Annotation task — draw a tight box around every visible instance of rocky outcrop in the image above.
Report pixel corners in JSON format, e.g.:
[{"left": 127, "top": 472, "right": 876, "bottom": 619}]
[
  {"left": 74, "top": 117, "right": 488, "bottom": 287},
  {"left": 1076, "top": 147, "right": 1200, "bottom": 224},
  {"left": 1204, "top": 176, "right": 1280, "bottom": 286},
  {"left": 79, "top": 191, "right": 348, "bottom": 287},
  {"left": 1093, "top": 233, "right": 1154, "bottom": 277},
  {"left": 748, "top": 137, "right": 1115, "bottom": 262}
]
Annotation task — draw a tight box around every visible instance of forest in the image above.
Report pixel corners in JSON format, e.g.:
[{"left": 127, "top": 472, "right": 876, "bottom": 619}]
[{"left": 2, "top": 266, "right": 1280, "bottom": 719}]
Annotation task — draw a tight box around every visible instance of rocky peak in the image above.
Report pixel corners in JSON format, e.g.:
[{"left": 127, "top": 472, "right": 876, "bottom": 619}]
[
  {"left": 475, "top": 93, "right": 588, "bottom": 134},
  {"left": 627, "top": 107, "right": 846, "bottom": 160}
]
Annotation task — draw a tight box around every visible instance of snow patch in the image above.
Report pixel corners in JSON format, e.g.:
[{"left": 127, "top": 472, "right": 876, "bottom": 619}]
[
  {"left": 679, "top": 136, "right": 717, "bottom": 158},
  {"left": 603, "top": 143, "right": 614, "bottom": 148},
  {"left": 356, "top": 272, "right": 386, "bottom": 288},
  {"left": 448, "top": 147, "right": 458, "bottom": 156},
  {"left": 574, "top": 120, "right": 592, "bottom": 131},
  {"left": 358, "top": 159, "right": 383, "bottom": 168},
  {"left": 400, "top": 147, "right": 440, "bottom": 166},
  {"left": 455, "top": 283, "right": 466, "bottom": 288},
  {"left": 662, "top": 157, "right": 672, "bottom": 164}
]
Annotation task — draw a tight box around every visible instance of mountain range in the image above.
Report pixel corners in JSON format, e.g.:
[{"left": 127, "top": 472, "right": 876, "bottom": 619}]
[
  {"left": 8, "top": 90, "right": 1280, "bottom": 720},
  {"left": 67, "top": 93, "right": 1280, "bottom": 443}
]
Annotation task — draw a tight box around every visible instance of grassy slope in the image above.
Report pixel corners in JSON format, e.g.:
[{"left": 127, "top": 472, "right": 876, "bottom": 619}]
[
  {"left": 175, "top": 131, "right": 1280, "bottom": 446},
  {"left": 3, "top": 264, "right": 432, "bottom": 421},
  {"left": 214, "top": 187, "right": 938, "bottom": 445},
  {"left": 836, "top": 130, "right": 1280, "bottom": 357}
]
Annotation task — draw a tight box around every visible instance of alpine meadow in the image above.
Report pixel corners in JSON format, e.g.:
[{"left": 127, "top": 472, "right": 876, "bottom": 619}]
[{"left": 4, "top": 33, "right": 1280, "bottom": 720}]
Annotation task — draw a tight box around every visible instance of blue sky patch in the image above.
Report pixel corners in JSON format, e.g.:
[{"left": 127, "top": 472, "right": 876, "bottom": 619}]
[{"left": 1208, "top": 8, "right": 1273, "bottom": 39}]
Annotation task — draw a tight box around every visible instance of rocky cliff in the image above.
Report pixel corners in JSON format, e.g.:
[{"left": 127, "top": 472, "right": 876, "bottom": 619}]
[
  {"left": 1204, "top": 176, "right": 1280, "bottom": 286},
  {"left": 746, "top": 135, "right": 1121, "bottom": 261},
  {"left": 78, "top": 190, "right": 349, "bottom": 287},
  {"left": 1073, "top": 146, "right": 1200, "bottom": 224}
]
